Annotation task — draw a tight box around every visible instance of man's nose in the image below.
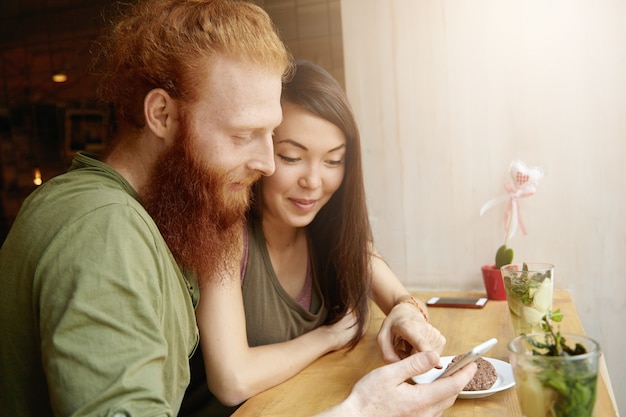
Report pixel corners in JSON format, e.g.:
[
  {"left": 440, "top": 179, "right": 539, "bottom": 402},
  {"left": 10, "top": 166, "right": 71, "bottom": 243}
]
[{"left": 250, "top": 133, "right": 275, "bottom": 176}]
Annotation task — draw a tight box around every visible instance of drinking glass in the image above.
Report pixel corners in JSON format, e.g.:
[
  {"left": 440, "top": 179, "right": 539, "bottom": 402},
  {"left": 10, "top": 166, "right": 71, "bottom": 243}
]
[
  {"left": 508, "top": 333, "right": 600, "bottom": 417},
  {"left": 501, "top": 263, "right": 554, "bottom": 335}
]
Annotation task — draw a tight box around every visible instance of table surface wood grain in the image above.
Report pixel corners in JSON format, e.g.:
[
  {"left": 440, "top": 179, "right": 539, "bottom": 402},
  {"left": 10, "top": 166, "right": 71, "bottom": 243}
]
[{"left": 232, "top": 290, "right": 619, "bottom": 417}]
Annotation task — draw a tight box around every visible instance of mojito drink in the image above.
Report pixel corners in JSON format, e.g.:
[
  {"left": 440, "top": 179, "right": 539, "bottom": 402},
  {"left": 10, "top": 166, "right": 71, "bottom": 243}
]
[{"left": 501, "top": 263, "right": 554, "bottom": 335}]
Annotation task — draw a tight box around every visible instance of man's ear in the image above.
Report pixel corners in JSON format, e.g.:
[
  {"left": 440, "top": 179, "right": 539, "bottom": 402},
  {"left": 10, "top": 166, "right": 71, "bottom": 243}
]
[{"left": 144, "top": 88, "right": 177, "bottom": 141}]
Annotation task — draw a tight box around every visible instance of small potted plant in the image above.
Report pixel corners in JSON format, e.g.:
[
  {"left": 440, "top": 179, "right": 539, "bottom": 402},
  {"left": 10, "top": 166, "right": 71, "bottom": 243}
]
[
  {"left": 481, "top": 245, "right": 514, "bottom": 300},
  {"left": 480, "top": 160, "right": 543, "bottom": 300}
]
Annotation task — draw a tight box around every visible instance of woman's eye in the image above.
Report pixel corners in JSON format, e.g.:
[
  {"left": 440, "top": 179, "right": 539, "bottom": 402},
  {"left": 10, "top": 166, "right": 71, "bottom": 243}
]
[
  {"left": 278, "top": 154, "right": 300, "bottom": 163},
  {"left": 326, "top": 159, "right": 344, "bottom": 167}
]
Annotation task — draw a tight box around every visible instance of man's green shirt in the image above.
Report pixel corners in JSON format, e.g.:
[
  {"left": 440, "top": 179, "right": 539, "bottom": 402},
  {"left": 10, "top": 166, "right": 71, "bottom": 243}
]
[{"left": 0, "top": 153, "right": 199, "bottom": 416}]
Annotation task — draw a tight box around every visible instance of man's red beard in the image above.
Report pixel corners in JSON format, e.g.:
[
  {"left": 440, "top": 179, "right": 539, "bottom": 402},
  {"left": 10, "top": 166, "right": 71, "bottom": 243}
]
[{"left": 141, "top": 123, "right": 258, "bottom": 286}]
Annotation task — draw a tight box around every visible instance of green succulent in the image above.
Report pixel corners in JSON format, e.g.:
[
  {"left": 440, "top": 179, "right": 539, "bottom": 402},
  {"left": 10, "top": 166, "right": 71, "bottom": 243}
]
[{"left": 495, "top": 244, "right": 514, "bottom": 269}]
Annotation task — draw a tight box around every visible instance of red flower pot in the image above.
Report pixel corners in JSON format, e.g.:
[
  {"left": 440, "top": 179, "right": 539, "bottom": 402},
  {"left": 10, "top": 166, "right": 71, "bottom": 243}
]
[{"left": 481, "top": 265, "right": 507, "bottom": 300}]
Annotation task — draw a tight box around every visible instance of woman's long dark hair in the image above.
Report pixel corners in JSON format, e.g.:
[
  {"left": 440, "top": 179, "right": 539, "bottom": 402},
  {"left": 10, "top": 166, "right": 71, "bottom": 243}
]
[{"left": 252, "top": 60, "right": 373, "bottom": 348}]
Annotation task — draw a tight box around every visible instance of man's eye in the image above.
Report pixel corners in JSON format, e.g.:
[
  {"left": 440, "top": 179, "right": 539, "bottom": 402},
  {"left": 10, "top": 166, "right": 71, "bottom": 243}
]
[
  {"left": 234, "top": 135, "right": 252, "bottom": 142},
  {"left": 278, "top": 154, "right": 299, "bottom": 163}
]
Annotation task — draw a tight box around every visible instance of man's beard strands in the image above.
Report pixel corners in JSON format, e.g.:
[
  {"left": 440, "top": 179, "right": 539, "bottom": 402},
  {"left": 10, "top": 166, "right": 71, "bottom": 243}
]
[{"left": 141, "top": 128, "right": 250, "bottom": 285}]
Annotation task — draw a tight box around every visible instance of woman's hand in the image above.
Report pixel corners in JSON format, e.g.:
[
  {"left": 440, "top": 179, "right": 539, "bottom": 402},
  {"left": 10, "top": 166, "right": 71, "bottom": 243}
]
[
  {"left": 368, "top": 248, "right": 446, "bottom": 363},
  {"left": 377, "top": 301, "right": 446, "bottom": 363},
  {"left": 321, "top": 311, "right": 364, "bottom": 351}
]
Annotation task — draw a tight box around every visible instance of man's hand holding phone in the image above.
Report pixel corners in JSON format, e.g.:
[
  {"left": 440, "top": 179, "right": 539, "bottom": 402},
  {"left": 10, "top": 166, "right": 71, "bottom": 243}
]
[{"left": 435, "top": 338, "right": 498, "bottom": 380}]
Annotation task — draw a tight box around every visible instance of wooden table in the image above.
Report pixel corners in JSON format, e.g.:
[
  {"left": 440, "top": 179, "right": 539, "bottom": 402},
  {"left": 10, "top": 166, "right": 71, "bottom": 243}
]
[{"left": 232, "top": 290, "right": 619, "bottom": 416}]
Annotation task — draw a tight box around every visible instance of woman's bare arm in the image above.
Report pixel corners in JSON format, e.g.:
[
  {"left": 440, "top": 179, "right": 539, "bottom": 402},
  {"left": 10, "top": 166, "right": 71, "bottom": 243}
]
[{"left": 196, "top": 278, "right": 359, "bottom": 406}]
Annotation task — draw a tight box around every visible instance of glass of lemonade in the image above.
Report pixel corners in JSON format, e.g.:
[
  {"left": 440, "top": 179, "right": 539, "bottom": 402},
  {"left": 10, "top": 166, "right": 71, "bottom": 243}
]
[
  {"left": 501, "top": 263, "right": 554, "bottom": 335},
  {"left": 508, "top": 333, "right": 600, "bottom": 417}
]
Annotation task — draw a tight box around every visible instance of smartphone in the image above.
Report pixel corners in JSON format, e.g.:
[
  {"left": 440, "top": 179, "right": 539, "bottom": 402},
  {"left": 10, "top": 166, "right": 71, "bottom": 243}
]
[
  {"left": 434, "top": 338, "right": 498, "bottom": 380},
  {"left": 426, "top": 297, "right": 488, "bottom": 309}
]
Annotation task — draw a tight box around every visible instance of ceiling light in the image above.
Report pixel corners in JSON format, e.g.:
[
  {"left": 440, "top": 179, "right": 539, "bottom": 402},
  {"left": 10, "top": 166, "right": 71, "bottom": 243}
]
[
  {"left": 33, "top": 168, "right": 43, "bottom": 186},
  {"left": 52, "top": 71, "right": 67, "bottom": 83}
]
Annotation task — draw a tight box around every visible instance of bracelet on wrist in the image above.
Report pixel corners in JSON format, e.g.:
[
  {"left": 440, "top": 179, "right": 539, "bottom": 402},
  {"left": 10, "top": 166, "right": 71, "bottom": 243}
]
[{"left": 396, "top": 296, "right": 430, "bottom": 323}]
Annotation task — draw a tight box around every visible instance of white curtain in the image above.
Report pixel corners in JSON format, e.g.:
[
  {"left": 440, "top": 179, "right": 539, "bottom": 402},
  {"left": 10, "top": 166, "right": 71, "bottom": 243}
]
[{"left": 341, "top": 0, "right": 626, "bottom": 406}]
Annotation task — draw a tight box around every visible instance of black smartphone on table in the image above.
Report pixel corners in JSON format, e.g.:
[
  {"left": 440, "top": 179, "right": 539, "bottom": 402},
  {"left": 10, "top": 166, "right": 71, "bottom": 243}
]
[{"left": 426, "top": 297, "right": 488, "bottom": 309}]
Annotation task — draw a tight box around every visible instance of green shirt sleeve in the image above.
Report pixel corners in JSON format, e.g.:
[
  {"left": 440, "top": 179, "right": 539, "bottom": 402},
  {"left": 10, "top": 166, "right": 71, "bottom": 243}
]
[{"left": 35, "top": 203, "right": 194, "bottom": 416}]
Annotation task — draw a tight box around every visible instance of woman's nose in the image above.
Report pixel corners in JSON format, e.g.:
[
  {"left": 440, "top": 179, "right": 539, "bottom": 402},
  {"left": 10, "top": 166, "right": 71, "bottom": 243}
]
[{"left": 298, "top": 166, "right": 321, "bottom": 189}]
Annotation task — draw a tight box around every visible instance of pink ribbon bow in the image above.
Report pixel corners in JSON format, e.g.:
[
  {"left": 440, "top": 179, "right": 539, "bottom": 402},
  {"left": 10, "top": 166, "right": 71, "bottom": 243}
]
[{"left": 480, "top": 160, "right": 543, "bottom": 241}]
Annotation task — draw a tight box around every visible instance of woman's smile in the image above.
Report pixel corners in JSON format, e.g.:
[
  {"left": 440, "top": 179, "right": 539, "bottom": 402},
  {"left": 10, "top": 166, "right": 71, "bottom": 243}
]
[{"left": 289, "top": 197, "right": 318, "bottom": 211}]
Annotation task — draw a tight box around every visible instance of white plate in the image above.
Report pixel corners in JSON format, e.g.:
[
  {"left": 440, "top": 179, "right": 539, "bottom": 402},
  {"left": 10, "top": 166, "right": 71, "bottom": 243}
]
[{"left": 411, "top": 356, "right": 515, "bottom": 399}]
